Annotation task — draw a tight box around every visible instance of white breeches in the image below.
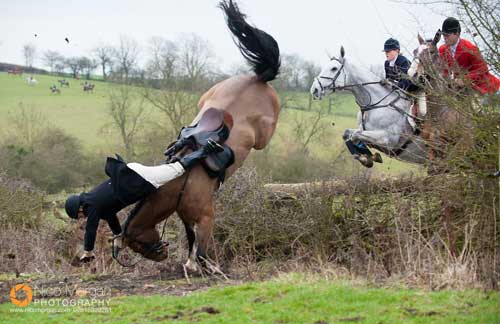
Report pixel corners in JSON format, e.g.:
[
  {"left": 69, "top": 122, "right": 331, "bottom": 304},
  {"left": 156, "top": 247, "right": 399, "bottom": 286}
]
[
  {"left": 127, "top": 162, "right": 185, "bottom": 188},
  {"left": 417, "top": 92, "right": 427, "bottom": 117}
]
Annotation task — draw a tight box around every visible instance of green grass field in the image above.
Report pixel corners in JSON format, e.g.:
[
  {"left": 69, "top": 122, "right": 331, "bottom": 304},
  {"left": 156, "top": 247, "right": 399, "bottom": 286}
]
[
  {"left": 2, "top": 274, "right": 498, "bottom": 323},
  {"left": 0, "top": 72, "right": 422, "bottom": 176},
  {"left": 0, "top": 73, "right": 116, "bottom": 151}
]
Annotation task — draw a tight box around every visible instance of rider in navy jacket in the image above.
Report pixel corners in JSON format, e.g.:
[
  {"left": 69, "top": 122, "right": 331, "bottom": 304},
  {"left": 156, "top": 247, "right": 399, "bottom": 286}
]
[
  {"left": 383, "top": 38, "right": 418, "bottom": 92},
  {"left": 64, "top": 140, "right": 223, "bottom": 263}
]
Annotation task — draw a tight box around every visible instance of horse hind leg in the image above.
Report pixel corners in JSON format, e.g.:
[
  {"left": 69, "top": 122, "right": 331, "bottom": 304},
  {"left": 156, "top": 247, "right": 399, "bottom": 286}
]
[
  {"left": 181, "top": 206, "right": 215, "bottom": 272},
  {"left": 183, "top": 221, "right": 199, "bottom": 271},
  {"left": 194, "top": 212, "right": 216, "bottom": 270}
]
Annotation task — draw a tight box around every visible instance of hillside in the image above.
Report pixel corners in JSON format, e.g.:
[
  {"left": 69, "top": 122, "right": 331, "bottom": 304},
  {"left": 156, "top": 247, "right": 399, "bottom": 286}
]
[{"left": 0, "top": 72, "right": 423, "bottom": 177}]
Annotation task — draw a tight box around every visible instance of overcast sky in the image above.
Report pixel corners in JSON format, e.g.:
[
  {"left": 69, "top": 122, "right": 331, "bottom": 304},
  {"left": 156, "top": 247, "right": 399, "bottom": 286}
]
[{"left": 0, "top": 0, "right": 454, "bottom": 72}]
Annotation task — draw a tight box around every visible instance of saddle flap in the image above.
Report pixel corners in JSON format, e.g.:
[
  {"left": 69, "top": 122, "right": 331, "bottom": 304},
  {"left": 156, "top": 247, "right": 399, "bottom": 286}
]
[
  {"left": 196, "top": 108, "right": 225, "bottom": 132},
  {"left": 179, "top": 107, "right": 231, "bottom": 146},
  {"left": 180, "top": 108, "right": 225, "bottom": 138}
]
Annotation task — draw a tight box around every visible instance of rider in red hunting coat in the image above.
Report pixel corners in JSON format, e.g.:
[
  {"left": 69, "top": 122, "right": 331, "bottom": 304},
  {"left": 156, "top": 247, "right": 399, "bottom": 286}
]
[{"left": 438, "top": 17, "right": 500, "bottom": 95}]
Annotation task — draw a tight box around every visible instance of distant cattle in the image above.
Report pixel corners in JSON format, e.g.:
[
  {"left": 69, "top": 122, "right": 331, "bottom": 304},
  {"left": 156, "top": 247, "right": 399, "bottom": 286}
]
[
  {"left": 58, "top": 79, "right": 70, "bottom": 87},
  {"left": 7, "top": 68, "right": 22, "bottom": 76},
  {"left": 82, "top": 82, "right": 95, "bottom": 93},
  {"left": 50, "top": 85, "right": 61, "bottom": 94}
]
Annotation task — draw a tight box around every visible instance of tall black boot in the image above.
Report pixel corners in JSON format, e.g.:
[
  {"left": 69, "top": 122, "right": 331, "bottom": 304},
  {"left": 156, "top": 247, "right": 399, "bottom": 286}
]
[{"left": 343, "top": 130, "right": 373, "bottom": 157}]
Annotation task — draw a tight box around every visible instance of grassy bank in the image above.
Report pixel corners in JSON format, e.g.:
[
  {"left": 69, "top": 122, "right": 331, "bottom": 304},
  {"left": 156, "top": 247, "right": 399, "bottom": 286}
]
[{"left": 1, "top": 274, "right": 498, "bottom": 323}]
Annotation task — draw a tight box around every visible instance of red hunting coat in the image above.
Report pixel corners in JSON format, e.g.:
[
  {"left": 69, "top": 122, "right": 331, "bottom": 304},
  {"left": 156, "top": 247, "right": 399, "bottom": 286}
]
[{"left": 439, "top": 38, "right": 500, "bottom": 95}]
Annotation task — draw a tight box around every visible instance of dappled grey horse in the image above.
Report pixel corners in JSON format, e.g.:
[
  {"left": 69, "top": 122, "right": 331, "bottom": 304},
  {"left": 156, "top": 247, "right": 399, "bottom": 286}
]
[{"left": 310, "top": 47, "right": 427, "bottom": 167}]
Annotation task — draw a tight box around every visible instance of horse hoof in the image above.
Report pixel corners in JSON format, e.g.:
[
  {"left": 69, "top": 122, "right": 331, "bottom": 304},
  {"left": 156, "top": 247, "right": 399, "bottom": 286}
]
[
  {"left": 354, "top": 154, "right": 374, "bottom": 168},
  {"left": 364, "top": 159, "right": 374, "bottom": 168},
  {"left": 373, "top": 153, "right": 383, "bottom": 163},
  {"left": 112, "top": 246, "right": 121, "bottom": 258},
  {"left": 184, "top": 259, "right": 200, "bottom": 272}
]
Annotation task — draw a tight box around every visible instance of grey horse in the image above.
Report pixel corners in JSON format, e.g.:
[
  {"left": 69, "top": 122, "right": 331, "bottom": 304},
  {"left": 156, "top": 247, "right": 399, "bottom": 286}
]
[{"left": 310, "top": 46, "right": 427, "bottom": 167}]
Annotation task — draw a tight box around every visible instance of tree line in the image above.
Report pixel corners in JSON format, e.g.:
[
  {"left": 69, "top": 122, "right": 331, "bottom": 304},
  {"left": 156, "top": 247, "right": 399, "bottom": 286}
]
[{"left": 20, "top": 34, "right": 321, "bottom": 92}]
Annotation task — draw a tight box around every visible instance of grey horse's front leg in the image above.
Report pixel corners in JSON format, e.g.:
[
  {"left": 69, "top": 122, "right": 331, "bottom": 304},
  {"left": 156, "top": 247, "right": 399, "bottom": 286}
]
[{"left": 351, "top": 129, "right": 399, "bottom": 151}]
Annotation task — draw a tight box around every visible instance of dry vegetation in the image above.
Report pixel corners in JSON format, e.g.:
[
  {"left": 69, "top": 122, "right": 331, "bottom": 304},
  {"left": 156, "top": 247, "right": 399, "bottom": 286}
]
[{"left": 1, "top": 161, "right": 497, "bottom": 290}]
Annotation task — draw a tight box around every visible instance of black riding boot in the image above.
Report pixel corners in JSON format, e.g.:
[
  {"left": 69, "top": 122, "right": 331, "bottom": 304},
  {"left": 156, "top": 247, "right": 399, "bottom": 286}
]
[
  {"left": 343, "top": 130, "right": 373, "bottom": 157},
  {"left": 345, "top": 139, "right": 373, "bottom": 157}
]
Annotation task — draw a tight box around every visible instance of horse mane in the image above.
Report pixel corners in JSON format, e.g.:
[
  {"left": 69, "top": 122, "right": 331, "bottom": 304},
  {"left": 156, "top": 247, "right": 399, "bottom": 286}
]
[
  {"left": 344, "top": 58, "right": 382, "bottom": 84},
  {"left": 218, "top": 0, "right": 281, "bottom": 82}
]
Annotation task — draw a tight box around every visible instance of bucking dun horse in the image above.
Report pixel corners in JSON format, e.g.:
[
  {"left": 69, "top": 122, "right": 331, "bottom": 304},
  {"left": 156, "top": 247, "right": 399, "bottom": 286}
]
[{"left": 119, "top": 0, "right": 281, "bottom": 271}]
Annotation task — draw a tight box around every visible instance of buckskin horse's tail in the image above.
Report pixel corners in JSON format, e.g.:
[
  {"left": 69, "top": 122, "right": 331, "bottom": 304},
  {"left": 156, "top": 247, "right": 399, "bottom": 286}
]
[{"left": 219, "top": 0, "right": 281, "bottom": 82}]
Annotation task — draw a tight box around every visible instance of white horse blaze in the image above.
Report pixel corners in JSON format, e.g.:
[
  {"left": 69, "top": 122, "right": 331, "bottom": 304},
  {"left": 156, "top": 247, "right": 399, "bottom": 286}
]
[{"left": 408, "top": 44, "right": 428, "bottom": 78}]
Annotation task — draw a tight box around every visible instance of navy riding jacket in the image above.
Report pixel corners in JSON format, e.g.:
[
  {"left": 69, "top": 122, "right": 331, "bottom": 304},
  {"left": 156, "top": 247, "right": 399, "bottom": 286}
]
[
  {"left": 80, "top": 156, "right": 156, "bottom": 251},
  {"left": 384, "top": 54, "right": 418, "bottom": 91}
]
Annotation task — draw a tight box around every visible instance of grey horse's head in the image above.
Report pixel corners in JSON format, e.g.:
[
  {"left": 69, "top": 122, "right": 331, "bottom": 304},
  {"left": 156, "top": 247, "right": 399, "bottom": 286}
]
[{"left": 310, "top": 46, "right": 347, "bottom": 99}]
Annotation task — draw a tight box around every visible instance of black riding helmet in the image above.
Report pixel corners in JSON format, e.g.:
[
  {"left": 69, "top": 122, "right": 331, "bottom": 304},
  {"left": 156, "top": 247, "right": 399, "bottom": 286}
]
[
  {"left": 65, "top": 194, "right": 81, "bottom": 219},
  {"left": 442, "top": 17, "right": 461, "bottom": 34},
  {"left": 383, "top": 38, "right": 400, "bottom": 52}
]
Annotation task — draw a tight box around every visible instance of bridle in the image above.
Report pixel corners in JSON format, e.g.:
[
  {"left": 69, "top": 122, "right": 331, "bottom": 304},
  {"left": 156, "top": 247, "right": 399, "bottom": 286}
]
[
  {"left": 316, "top": 57, "right": 386, "bottom": 94},
  {"left": 315, "top": 57, "right": 346, "bottom": 94}
]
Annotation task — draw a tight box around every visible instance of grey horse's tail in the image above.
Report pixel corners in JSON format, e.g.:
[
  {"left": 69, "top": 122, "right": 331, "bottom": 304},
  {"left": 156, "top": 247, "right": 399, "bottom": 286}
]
[{"left": 219, "top": 0, "right": 281, "bottom": 82}]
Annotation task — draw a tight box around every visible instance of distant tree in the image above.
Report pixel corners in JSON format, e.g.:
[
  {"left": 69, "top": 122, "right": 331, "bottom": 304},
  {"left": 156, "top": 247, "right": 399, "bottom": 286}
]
[
  {"left": 146, "top": 36, "right": 178, "bottom": 86},
  {"left": 276, "top": 54, "right": 305, "bottom": 91},
  {"left": 93, "top": 44, "right": 113, "bottom": 80},
  {"left": 112, "top": 35, "right": 140, "bottom": 82},
  {"left": 301, "top": 60, "right": 321, "bottom": 92},
  {"left": 142, "top": 85, "right": 198, "bottom": 139},
  {"left": 42, "top": 50, "right": 63, "bottom": 73},
  {"left": 78, "top": 57, "right": 97, "bottom": 80},
  {"left": 228, "top": 62, "right": 250, "bottom": 76},
  {"left": 291, "top": 102, "right": 329, "bottom": 155},
  {"left": 54, "top": 61, "right": 66, "bottom": 76},
  {"left": 177, "top": 33, "right": 215, "bottom": 90},
  {"left": 107, "top": 86, "right": 146, "bottom": 158},
  {"left": 22, "top": 43, "right": 37, "bottom": 72},
  {"left": 65, "top": 57, "right": 82, "bottom": 78}
]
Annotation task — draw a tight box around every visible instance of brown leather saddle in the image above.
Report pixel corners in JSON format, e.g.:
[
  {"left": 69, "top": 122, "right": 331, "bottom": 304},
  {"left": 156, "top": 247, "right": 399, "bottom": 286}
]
[{"left": 164, "top": 108, "right": 234, "bottom": 183}]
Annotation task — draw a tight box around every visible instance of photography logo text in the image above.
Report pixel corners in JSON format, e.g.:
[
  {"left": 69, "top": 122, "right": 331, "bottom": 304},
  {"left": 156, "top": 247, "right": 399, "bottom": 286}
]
[{"left": 9, "top": 283, "right": 111, "bottom": 313}]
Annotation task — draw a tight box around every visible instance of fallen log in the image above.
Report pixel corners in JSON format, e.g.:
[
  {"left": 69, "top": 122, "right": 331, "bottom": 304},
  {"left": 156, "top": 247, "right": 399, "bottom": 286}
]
[{"left": 263, "top": 175, "right": 444, "bottom": 199}]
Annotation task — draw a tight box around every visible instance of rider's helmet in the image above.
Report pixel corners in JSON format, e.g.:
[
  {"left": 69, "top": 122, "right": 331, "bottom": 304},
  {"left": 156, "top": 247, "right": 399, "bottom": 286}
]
[
  {"left": 442, "top": 17, "right": 461, "bottom": 34},
  {"left": 65, "top": 195, "right": 81, "bottom": 219},
  {"left": 383, "top": 38, "right": 400, "bottom": 52}
]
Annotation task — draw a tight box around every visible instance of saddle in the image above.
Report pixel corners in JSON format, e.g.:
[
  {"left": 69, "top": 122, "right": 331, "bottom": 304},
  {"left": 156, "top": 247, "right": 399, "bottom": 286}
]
[{"left": 164, "top": 107, "right": 234, "bottom": 184}]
